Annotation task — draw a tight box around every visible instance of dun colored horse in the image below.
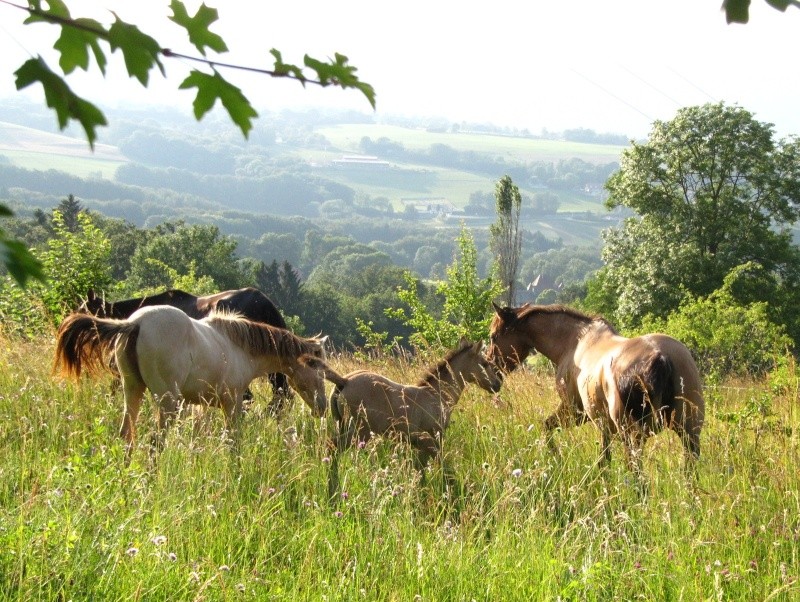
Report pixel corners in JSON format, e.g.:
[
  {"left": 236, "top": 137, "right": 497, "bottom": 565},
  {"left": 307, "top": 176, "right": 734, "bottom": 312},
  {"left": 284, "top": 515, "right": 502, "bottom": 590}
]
[
  {"left": 305, "top": 340, "right": 502, "bottom": 494},
  {"left": 487, "top": 303, "right": 704, "bottom": 475},
  {"left": 80, "top": 287, "right": 292, "bottom": 411},
  {"left": 54, "top": 305, "right": 328, "bottom": 460}
]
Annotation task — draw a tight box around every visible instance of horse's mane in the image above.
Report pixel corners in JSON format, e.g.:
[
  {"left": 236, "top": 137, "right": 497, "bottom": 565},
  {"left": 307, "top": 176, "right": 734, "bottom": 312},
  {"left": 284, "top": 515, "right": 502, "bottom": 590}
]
[
  {"left": 206, "top": 310, "right": 322, "bottom": 358},
  {"left": 416, "top": 340, "right": 474, "bottom": 388},
  {"left": 514, "top": 304, "right": 617, "bottom": 333}
]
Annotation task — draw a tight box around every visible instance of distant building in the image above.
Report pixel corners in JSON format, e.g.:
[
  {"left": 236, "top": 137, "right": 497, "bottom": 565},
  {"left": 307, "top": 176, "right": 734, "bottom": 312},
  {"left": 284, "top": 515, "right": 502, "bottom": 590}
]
[
  {"left": 400, "top": 198, "right": 457, "bottom": 216},
  {"left": 332, "top": 155, "right": 390, "bottom": 168}
]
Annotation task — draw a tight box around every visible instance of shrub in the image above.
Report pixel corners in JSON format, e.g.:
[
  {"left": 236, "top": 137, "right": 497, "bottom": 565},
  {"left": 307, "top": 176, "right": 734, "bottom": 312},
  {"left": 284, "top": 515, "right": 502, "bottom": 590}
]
[{"left": 638, "top": 286, "right": 791, "bottom": 379}]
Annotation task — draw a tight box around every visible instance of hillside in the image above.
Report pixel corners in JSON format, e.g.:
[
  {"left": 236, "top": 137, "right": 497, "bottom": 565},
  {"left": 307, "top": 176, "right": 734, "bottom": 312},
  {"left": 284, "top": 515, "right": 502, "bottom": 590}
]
[
  {"left": 0, "top": 106, "right": 626, "bottom": 247},
  {"left": 0, "top": 121, "right": 126, "bottom": 179}
]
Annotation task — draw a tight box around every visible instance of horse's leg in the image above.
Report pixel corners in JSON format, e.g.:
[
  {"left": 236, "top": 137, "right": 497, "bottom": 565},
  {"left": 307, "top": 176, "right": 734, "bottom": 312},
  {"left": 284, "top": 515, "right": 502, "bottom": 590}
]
[
  {"left": 221, "top": 393, "right": 245, "bottom": 461},
  {"left": 674, "top": 424, "right": 701, "bottom": 481},
  {"left": 411, "top": 433, "right": 440, "bottom": 488},
  {"left": 595, "top": 418, "right": 613, "bottom": 469},
  {"left": 266, "top": 373, "right": 293, "bottom": 418},
  {"left": 119, "top": 380, "right": 145, "bottom": 464},
  {"left": 544, "top": 397, "right": 580, "bottom": 453},
  {"left": 621, "top": 425, "right": 649, "bottom": 497},
  {"left": 151, "top": 392, "right": 180, "bottom": 458},
  {"left": 328, "top": 416, "right": 356, "bottom": 503}
]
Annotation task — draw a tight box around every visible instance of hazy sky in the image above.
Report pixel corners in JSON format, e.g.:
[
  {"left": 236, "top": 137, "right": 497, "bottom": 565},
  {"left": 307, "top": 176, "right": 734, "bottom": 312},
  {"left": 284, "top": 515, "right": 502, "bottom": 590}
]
[{"left": 1, "top": 0, "right": 799, "bottom": 139}]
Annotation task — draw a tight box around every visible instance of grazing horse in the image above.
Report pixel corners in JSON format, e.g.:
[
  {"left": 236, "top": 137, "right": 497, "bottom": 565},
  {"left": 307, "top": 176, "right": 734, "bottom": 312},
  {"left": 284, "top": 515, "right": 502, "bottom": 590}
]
[
  {"left": 80, "top": 287, "right": 292, "bottom": 412},
  {"left": 486, "top": 303, "right": 704, "bottom": 476},
  {"left": 54, "top": 305, "right": 327, "bottom": 460},
  {"left": 305, "top": 340, "right": 502, "bottom": 495}
]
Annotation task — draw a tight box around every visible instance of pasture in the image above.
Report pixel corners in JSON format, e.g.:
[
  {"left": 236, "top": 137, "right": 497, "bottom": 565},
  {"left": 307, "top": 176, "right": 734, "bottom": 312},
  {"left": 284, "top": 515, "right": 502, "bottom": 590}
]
[
  {"left": 0, "top": 122, "right": 126, "bottom": 179},
  {"left": 0, "top": 333, "right": 798, "bottom": 600},
  {"left": 313, "top": 124, "right": 626, "bottom": 164}
]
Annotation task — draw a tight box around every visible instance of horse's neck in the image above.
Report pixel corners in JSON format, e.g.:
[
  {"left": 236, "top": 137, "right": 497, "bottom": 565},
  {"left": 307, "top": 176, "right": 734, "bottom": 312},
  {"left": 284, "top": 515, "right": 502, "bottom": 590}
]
[
  {"left": 423, "top": 366, "right": 466, "bottom": 408},
  {"left": 528, "top": 314, "right": 585, "bottom": 363}
]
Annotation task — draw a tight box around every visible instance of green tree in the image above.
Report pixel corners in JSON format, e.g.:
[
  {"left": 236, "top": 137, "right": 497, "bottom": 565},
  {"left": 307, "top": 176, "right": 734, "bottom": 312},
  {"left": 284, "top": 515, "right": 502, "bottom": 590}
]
[
  {"left": 388, "top": 226, "right": 503, "bottom": 350},
  {"left": 89, "top": 214, "right": 147, "bottom": 282},
  {"left": 723, "top": 0, "right": 800, "bottom": 23},
  {"left": 39, "top": 210, "right": 112, "bottom": 321},
  {"left": 601, "top": 102, "right": 800, "bottom": 337},
  {"left": 489, "top": 175, "right": 523, "bottom": 305},
  {"left": 306, "top": 244, "right": 392, "bottom": 290},
  {"left": 254, "top": 259, "right": 304, "bottom": 318},
  {"left": 56, "top": 194, "right": 83, "bottom": 232},
  {"left": 0, "top": 208, "right": 44, "bottom": 287},
  {"left": 637, "top": 265, "right": 792, "bottom": 378},
  {"left": 125, "top": 222, "right": 245, "bottom": 292}
]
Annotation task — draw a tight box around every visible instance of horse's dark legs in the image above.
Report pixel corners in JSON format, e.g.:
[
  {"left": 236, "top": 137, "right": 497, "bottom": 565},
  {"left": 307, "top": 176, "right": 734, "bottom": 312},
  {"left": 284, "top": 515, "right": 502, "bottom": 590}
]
[
  {"left": 621, "top": 427, "right": 646, "bottom": 474},
  {"left": 676, "top": 427, "right": 701, "bottom": 481},
  {"left": 620, "top": 425, "right": 651, "bottom": 498},
  {"left": 266, "top": 373, "right": 294, "bottom": 417}
]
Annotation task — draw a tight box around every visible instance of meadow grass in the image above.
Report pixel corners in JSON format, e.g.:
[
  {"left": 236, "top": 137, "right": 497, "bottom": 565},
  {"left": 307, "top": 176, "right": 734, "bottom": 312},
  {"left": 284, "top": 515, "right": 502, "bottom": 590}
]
[{"left": 0, "top": 335, "right": 798, "bottom": 600}]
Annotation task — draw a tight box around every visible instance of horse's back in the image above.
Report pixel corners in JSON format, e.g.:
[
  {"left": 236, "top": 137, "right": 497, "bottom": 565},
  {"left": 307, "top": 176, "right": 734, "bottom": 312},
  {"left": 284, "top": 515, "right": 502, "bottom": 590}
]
[
  {"left": 334, "top": 370, "right": 423, "bottom": 432},
  {"left": 199, "top": 287, "right": 286, "bottom": 327}
]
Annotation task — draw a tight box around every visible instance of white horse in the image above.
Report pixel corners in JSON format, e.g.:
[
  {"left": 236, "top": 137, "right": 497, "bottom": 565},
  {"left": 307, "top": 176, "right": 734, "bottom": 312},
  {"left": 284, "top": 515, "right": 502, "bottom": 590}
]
[{"left": 54, "top": 305, "right": 327, "bottom": 459}]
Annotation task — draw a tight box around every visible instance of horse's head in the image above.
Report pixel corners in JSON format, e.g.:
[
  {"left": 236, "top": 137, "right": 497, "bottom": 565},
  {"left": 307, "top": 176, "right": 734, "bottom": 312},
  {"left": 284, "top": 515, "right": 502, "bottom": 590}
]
[
  {"left": 454, "top": 340, "right": 503, "bottom": 393},
  {"left": 78, "top": 289, "right": 106, "bottom": 316},
  {"left": 288, "top": 356, "right": 327, "bottom": 417},
  {"left": 486, "top": 302, "right": 534, "bottom": 375}
]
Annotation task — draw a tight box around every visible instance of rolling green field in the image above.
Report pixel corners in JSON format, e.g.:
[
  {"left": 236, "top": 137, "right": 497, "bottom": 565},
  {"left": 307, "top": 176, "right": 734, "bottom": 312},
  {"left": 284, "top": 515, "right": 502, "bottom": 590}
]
[
  {"left": 0, "top": 121, "right": 126, "bottom": 179},
  {"left": 314, "top": 124, "right": 626, "bottom": 164},
  {"left": 1, "top": 333, "right": 798, "bottom": 600}
]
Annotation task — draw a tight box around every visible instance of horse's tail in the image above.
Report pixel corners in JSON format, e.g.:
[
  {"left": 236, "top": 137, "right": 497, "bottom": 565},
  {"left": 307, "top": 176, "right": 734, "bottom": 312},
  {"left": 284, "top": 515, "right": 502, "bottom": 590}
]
[
  {"left": 298, "top": 355, "right": 348, "bottom": 422},
  {"left": 53, "top": 313, "right": 139, "bottom": 380},
  {"left": 618, "top": 351, "right": 675, "bottom": 427}
]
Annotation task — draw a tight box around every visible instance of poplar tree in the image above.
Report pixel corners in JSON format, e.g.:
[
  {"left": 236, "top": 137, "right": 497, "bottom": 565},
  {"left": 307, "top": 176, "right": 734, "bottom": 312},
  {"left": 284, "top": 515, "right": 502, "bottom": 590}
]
[{"left": 489, "top": 175, "right": 523, "bottom": 306}]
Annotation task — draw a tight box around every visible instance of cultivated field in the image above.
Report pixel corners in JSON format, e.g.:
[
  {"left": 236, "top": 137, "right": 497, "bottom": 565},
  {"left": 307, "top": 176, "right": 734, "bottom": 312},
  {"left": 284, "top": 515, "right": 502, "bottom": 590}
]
[
  {"left": 1, "top": 334, "right": 798, "bottom": 600},
  {"left": 0, "top": 122, "right": 126, "bottom": 179},
  {"left": 314, "top": 124, "right": 626, "bottom": 164}
]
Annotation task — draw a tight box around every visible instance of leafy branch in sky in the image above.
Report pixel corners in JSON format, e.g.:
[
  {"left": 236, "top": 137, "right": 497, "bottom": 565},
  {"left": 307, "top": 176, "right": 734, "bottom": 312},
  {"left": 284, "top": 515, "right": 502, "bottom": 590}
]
[
  {"left": 722, "top": 0, "right": 800, "bottom": 23},
  {"left": 7, "top": 0, "right": 376, "bottom": 146},
  {"left": 1, "top": 0, "right": 376, "bottom": 287}
]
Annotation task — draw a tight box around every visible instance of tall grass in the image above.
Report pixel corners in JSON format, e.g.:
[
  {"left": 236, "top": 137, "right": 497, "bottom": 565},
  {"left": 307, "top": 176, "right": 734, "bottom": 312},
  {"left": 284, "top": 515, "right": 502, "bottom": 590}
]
[{"left": 0, "top": 334, "right": 798, "bottom": 600}]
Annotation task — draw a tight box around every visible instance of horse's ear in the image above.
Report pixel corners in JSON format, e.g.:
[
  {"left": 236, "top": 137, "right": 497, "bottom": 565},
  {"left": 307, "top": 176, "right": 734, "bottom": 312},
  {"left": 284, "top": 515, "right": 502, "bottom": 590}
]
[
  {"left": 87, "top": 289, "right": 96, "bottom": 301},
  {"left": 491, "top": 301, "right": 503, "bottom": 315}
]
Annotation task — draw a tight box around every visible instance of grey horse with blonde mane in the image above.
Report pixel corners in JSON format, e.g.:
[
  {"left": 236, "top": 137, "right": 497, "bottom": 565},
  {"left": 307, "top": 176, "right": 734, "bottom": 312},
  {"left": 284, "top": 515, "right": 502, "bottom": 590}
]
[{"left": 54, "top": 305, "right": 328, "bottom": 460}]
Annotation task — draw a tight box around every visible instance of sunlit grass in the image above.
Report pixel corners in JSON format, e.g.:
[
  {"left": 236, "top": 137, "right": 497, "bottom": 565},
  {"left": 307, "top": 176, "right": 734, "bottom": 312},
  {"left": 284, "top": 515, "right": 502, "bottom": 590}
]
[{"left": 0, "top": 334, "right": 798, "bottom": 600}]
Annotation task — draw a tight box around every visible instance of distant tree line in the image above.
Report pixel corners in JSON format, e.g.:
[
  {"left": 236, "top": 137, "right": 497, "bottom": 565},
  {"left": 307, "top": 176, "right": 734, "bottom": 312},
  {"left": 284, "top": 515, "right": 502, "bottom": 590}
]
[
  {"left": 358, "top": 137, "right": 617, "bottom": 192},
  {"left": 2, "top": 194, "right": 571, "bottom": 348}
]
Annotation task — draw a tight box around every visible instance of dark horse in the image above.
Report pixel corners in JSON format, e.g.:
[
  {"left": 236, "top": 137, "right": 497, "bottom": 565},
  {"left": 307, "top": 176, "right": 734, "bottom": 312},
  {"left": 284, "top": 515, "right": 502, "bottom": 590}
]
[
  {"left": 487, "top": 303, "right": 705, "bottom": 477},
  {"left": 80, "top": 287, "right": 293, "bottom": 413}
]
